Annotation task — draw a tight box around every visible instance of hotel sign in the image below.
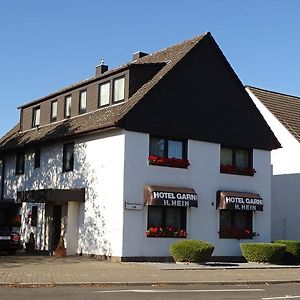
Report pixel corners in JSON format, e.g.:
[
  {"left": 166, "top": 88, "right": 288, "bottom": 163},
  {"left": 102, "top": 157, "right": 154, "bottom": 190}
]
[
  {"left": 144, "top": 186, "right": 198, "bottom": 208},
  {"left": 218, "top": 191, "right": 263, "bottom": 211}
]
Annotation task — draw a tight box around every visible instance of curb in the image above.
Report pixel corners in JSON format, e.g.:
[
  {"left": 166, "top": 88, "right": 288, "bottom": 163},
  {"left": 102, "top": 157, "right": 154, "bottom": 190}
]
[{"left": 1, "top": 280, "right": 300, "bottom": 288}]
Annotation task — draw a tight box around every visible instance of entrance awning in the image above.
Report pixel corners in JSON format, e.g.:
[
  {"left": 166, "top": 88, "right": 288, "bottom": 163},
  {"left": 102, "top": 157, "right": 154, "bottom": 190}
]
[
  {"left": 217, "top": 191, "right": 263, "bottom": 211},
  {"left": 17, "top": 189, "right": 85, "bottom": 203},
  {"left": 144, "top": 185, "right": 198, "bottom": 207}
]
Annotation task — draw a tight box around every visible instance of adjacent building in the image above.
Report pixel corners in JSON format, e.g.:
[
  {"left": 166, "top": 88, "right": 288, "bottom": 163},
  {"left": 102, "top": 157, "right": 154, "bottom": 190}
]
[
  {"left": 247, "top": 86, "right": 300, "bottom": 242},
  {"left": 0, "top": 33, "right": 280, "bottom": 261}
]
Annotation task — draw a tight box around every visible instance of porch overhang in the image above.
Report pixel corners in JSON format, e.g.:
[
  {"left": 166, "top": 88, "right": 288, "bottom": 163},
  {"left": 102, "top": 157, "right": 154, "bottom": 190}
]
[{"left": 17, "top": 189, "right": 85, "bottom": 203}]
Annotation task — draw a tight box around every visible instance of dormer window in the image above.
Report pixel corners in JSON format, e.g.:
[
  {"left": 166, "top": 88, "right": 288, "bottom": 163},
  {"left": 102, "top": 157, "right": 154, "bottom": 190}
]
[
  {"left": 98, "top": 82, "right": 110, "bottom": 107},
  {"left": 32, "top": 106, "right": 40, "bottom": 127},
  {"left": 79, "top": 90, "right": 87, "bottom": 114},
  {"left": 113, "top": 77, "right": 125, "bottom": 103},
  {"left": 64, "top": 95, "right": 72, "bottom": 118},
  {"left": 51, "top": 100, "right": 57, "bottom": 122}
]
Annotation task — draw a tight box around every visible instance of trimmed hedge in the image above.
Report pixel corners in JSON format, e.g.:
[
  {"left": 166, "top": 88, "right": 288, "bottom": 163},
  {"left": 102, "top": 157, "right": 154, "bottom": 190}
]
[
  {"left": 240, "top": 243, "right": 286, "bottom": 263},
  {"left": 274, "top": 240, "right": 300, "bottom": 264},
  {"left": 169, "top": 240, "right": 214, "bottom": 263}
]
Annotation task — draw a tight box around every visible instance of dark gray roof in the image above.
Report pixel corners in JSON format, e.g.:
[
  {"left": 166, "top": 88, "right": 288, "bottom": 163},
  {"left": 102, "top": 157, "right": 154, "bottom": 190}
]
[
  {"left": 0, "top": 33, "right": 207, "bottom": 152},
  {"left": 247, "top": 86, "right": 300, "bottom": 143}
]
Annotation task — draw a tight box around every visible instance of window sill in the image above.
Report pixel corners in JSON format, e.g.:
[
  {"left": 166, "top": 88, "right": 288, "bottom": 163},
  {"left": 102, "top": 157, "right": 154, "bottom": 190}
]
[
  {"left": 220, "top": 171, "right": 255, "bottom": 177},
  {"left": 220, "top": 165, "right": 256, "bottom": 176},
  {"left": 219, "top": 235, "right": 254, "bottom": 240},
  {"left": 148, "top": 162, "right": 188, "bottom": 169}
]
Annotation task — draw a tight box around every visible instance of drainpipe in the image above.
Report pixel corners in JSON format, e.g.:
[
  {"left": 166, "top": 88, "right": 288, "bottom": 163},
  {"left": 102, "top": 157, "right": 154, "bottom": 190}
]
[{"left": 0, "top": 158, "right": 5, "bottom": 200}]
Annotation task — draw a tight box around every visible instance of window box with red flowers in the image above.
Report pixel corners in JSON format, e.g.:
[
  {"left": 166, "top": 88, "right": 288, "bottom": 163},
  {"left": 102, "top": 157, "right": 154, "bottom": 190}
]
[
  {"left": 146, "top": 225, "right": 187, "bottom": 238},
  {"left": 148, "top": 155, "right": 190, "bottom": 168},
  {"left": 218, "top": 227, "right": 258, "bottom": 240},
  {"left": 220, "top": 164, "right": 256, "bottom": 176}
]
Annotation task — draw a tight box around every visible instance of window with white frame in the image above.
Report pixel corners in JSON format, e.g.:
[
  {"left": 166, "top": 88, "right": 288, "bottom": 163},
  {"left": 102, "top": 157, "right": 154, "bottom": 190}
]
[
  {"left": 98, "top": 82, "right": 110, "bottom": 107},
  {"left": 113, "top": 77, "right": 125, "bottom": 102},
  {"left": 64, "top": 95, "right": 72, "bottom": 118},
  {"left": 62, "top": 142, "right": 74, "bottom": 172},
  {"left": 79, "top": 90, "right": 87, "bottom": 114},
  {"left": 51, "top": 100, "right": 57, "bottom": 122},
  {"left": 32, "top": 106, "right": 41, "bottom": 127}
]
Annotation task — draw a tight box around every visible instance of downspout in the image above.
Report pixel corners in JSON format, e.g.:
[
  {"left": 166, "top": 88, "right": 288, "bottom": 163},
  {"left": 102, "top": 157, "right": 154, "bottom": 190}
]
[{"left": 0, "top": 158, "right": 5, "bottom": 200}]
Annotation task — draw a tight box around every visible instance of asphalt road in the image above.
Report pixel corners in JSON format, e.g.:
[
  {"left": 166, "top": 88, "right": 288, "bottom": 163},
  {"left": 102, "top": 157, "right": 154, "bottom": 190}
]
[{"left": 1, "top": 283, "right": 300, "bottom": 300}]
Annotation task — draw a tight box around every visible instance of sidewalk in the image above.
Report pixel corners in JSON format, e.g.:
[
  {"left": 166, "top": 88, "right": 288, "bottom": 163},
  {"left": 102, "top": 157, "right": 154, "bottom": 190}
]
[{"left": 0, "top": 255, "right": 300, "bottom": 287}]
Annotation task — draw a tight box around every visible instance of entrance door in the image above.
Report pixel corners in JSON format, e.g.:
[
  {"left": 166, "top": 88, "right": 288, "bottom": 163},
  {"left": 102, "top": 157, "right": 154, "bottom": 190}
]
[{"left": 51, "top": 205, "right": 62, "bottom": 251}]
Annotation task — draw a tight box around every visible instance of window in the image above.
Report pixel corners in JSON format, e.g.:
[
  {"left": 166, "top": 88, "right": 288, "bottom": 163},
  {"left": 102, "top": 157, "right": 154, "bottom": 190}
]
[
  {"left": 30, "top": 206, "right": 38, "bottom": 227},
  {"left": 79, "top": 90, "right": 87, "bottom": 114},
  {"left": 148, "top": 136, "right": 189, "bottom": 168},
  {"left": 62, "top": 143, "right": 74, "bottom": 172},
  {"left": 147, "top": 206, "right": 187, "bottom": 238},
  {"left": 98, "top": 82, "right": 110, "bottom": 107},
  {"left": 219, "top": 210, "right": 253, "bottom": 239},
  {"left": 51, "top": 100, "right": 57, "bottom": 122},
  {"left": 32, "top": 106, "right": 41, "bottom": 127},
  {"left": 16, "top": 152, "right": 25, "bottom": 175},
  {"left": 220, "top": 146, "right": 255, "bottom": 176},
  {"left": 64, "top": 95, "right": 72, "bottom": 118},
  {"left": 34, "top": 148, "right": 41, "bottom": 169},
  {"left": 113, "top": 77, "right": 125, "bottom": 103}
]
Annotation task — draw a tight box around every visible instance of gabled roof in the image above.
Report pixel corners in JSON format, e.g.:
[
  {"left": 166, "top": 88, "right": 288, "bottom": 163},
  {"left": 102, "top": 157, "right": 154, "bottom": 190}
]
[
  {"left": 0, "top": 33, "right": 207, "bottom": 152},
  {"left": 0, "top": 33, "right": 280, "bottom": 153},
  {"left": 247, "top": 86, "right": 300, "bottom": 143}
]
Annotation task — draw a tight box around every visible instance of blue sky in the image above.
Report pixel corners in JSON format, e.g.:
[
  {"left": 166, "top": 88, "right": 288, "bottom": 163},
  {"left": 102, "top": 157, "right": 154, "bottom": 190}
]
[{"left": 1, "top": 0, "right": 300, "bottom": 136}]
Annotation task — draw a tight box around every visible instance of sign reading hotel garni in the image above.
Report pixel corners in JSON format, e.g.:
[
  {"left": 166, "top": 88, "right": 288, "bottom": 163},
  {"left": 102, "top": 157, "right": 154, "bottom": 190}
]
[
  {"left": 152, "top": 191, "right": 198, "bottom": 207},
  {"left": 144, "top": 185, "right": 198, "bottom": 207},
  {"left": 218, "top": 191, "right": 263, "bottom": 211}
]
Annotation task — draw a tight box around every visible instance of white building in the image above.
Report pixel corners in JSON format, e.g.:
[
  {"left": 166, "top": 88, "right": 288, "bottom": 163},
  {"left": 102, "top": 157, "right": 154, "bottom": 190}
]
[
  {"left": 246, "top": 86, "right": 300, "bottom": 241},
  {"left": 0, "top": 33, "right": 280, "bottom": 261}
]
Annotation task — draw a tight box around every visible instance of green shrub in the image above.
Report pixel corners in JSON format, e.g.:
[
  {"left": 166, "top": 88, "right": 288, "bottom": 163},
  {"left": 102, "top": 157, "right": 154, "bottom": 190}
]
[
  {"left": 240, "top": 243, "right": 286, "bottom": 263},
  {"left": 169, "top": 240, "right": 214, "bottom": 263},
  {"left": 274, "top": 240, "right": 300, "bottom": 264}
]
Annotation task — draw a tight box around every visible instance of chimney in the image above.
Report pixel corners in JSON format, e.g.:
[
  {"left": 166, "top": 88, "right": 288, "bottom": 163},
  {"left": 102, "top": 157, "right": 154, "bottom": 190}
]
[
  {"left": 132, "top": 51, "right": 148, "bottom": 61},
  {"left": 96, "top": 59, "right": 108, "bottom": 76}
]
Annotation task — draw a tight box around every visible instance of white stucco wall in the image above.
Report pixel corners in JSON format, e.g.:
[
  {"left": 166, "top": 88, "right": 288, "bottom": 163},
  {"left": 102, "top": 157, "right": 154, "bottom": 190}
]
[
  {"left": 3, "top": 129, "right": 125, "bottom": 257},
  {"left": 2, "top": 127, "right": 272, "bottom": 258},
  {"left": 271, "top": 174, "right": 300, "bottom": 241},
  {"left": 247, "top": 88, "right": 300, "bottom": 175},
  {"left": 123, "top": 131, "right": 272, "bottom": 257}
]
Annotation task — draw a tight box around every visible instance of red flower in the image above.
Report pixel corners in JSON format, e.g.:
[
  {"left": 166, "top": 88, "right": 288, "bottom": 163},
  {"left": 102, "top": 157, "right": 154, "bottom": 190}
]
[
  {"left": 220, "top": 164, "right": 256, "bottom": 176},
  {"left": 148, "top": 155, "right": 190, "bottom": 168},
  {"left": 146, "top": 225, "right": 187, "bottom": 238},
  {"left": 219, "top": 227, "right": 256, "bottom": 240}
]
